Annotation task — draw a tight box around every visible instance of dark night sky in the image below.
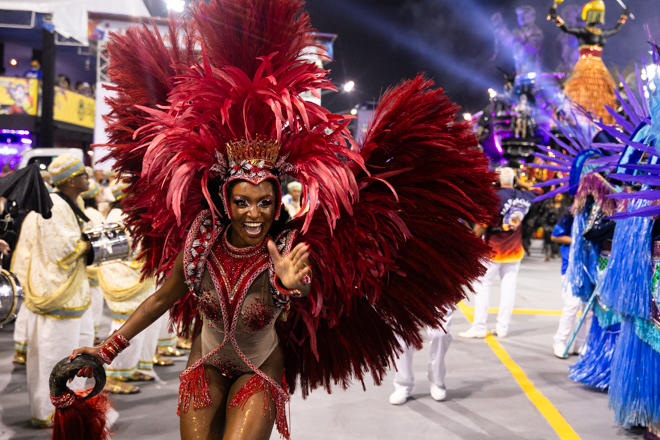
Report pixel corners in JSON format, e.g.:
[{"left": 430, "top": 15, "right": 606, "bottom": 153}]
[
  {"left": 302, "top": 0, "right": 660, "bottom": 115},
  {"left": 144, "top": 1, "right": 660, "bottom": 114}
]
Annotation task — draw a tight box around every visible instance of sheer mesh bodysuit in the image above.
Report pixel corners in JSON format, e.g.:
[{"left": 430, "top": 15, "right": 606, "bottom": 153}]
[
  {"left": 178, "top": 222, "right": 295, "bottom": 439},
  {"left": 197, "top": 259, "right": 282, "bottom": 377}
]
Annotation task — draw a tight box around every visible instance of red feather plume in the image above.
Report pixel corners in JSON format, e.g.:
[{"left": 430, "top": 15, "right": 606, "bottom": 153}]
[
  {"left": 101, "top": 17, "right": 194, "bottom": 278},
  {"left": 100, "top": 0, "right": 361, "bottom": 281},
  {"left": 279, "top": 76, "right": 498, "bottom": 397}
]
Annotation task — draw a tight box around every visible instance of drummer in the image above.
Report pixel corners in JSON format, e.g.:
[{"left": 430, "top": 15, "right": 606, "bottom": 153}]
[{"left": 10, "top": 153, "right": 94, "bottom": 427}]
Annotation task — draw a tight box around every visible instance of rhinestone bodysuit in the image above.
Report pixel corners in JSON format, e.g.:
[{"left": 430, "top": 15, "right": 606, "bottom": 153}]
[
  {"left": 196, "top": 229, "right": 282, "bottom": 377},
  {"left": 178, "top": 213, "right": 297, "bottom": 439}
]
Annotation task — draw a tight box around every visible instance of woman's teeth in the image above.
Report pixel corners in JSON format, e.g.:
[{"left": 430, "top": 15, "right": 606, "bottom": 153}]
[{"left": 244, "top": 222, "right": 263, "bottom": 237}]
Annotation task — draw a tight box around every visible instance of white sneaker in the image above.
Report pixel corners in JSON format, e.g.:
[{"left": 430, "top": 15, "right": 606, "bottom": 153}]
[
  {"left": 458, "top": 327, "right": 487, "bottom": 339},
  {"left": 430, "top": 383, "right": 447, "bottom": 401},
  {"left": 389, "top": 389, "right": 411, "bottom": 405},
  {"left": 490, "top": 328, "right": 507, "bottom": 338},
  {"left": 553, "top": 343, "right": 568, "bottom": 359}
]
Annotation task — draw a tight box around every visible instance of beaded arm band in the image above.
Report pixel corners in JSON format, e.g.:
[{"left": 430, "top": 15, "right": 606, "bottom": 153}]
[{"left": 98, "top": 333, "right": 130, "bottom": 365}]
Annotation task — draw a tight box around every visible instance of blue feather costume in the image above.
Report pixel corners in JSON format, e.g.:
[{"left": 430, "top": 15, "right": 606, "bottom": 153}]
[{"left": 598, "top": 49, "right": 660, "bottom": 432}]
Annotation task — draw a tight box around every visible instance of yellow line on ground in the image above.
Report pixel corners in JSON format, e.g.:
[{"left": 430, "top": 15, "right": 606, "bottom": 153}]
[
  {"left": 456, "top": 302, "right": 581, "bottom": 440},
  {"left": 458, "top": 302, "right": 581, "bottom": 317}
]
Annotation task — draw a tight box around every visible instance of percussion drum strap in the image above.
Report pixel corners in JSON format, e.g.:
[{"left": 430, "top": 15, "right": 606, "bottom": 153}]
[{"left": 52, "top": 192, "right": 91, "bottom": 224}]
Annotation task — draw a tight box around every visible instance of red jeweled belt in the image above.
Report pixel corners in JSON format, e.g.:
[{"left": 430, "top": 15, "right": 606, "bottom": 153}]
[{"left": 579, "top": 45, "right": 603, "bottom": 58}]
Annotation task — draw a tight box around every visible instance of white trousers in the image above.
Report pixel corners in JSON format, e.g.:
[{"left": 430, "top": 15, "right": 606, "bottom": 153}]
[
  {"left": 393, "top": 310, "right": 453, "bottom": 395},
  {"left": 138, "top": 313, "right": 169, "bottom": 377},
  {"left": 25, "top": 307, "right": 94, "bottom": 425},
  {"left": 157, "top": 316, "right": 177, "bottom": 349},
  {"left": 553, "top": 275, "right": 592, "bottom": 349},
  {"left": 13, "top": 303, "right": 29, "bottom": 354},
  {"left": 472, "top": 260, "right": 521, "bottom": 333},
  {"left": 90, "top": 286, "right": 104, "bottom": 338},
  {"left": 106, "top": 318, "right": 146, "bottom": 379}
]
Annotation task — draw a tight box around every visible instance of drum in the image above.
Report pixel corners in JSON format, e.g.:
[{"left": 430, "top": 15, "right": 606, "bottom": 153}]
[
  {"left": 0, "top": 269, "right": 23, "bottom": 326},
  {"left": 84, "top": 223, "right": 131, "bottom": 266}
]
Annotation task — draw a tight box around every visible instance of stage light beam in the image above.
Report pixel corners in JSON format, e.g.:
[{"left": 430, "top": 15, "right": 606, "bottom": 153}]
[
  {"left": 343, "top": 81, "right": 355, "bottom": 92},
  {"left": 332, "top": 0, "right": 494, "bottom": 91},
  {"left": 165, "top": 0, "right": 185, "bottom": 12}
]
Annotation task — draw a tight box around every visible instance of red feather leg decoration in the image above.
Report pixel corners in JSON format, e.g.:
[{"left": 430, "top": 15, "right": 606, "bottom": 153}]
[
  {"left": 278, "top": 76, "right": 498, "bottom": 397},
  {"left": 52, "top": 394, "right": 110, "bottom": 440}
]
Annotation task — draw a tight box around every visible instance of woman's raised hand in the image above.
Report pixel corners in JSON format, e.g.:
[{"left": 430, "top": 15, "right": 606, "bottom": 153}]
[{"left": 267, "top": 240, "right": 311, "bottom": 291}]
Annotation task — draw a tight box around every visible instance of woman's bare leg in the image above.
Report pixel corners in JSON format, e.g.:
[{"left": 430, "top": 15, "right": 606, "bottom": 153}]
[
  {"left": 180, "top": 335, "right": 232, "bottom": 440},
  {"left": 223, "top": 345, "right": 284, "bottom": 440}
]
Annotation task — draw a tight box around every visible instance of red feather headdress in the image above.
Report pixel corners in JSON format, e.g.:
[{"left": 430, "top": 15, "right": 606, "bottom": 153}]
[{"left": 102, "top": 0, "right": 361, "bottom": 280}]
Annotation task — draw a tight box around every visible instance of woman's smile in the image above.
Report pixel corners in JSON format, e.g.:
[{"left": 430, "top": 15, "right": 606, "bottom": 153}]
[{"left": 243, "top": 222, "right": 264, "bottom": 238}]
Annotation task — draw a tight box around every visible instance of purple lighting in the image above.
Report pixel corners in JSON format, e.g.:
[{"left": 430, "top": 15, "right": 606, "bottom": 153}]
[
  {"left": 494, "top": 134, "right": 503, "bottom": 155},
  {"left": 0, "top": 129, "right": 30, "bottom": 136},
  {"left": 0, "top": 129, "right": 32, "bottom": 169}
]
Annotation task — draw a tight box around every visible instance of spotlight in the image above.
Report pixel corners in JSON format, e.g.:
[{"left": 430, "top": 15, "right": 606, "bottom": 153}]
[
  {"left": 463, "top": 113, "right": 472, "bottom": 121},
  {"left": 165, "top": 0, "right": 185, "bottom": 12},
  {"left": 87, "top": 151, "right": 94, "bottom": 156},
  {"left": 350, "top": 108, "right": 358, "bottom": 116},
  {"left": 343, "top": 81, "right": 355, "bottom": 93},
  {"left": 9, "top": 59, "right": 17, "bottom": 66},
  {"left": 488, "top": 88, "right": 497, "bottom": 99}
]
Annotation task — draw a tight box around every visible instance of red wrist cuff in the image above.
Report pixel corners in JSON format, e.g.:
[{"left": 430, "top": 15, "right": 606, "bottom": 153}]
[
  {"left": 98, "top": 332, "right": 130, "bottom": 365},
  {"left": 272, "top": 274, "right": 302, "bottom": 298}
]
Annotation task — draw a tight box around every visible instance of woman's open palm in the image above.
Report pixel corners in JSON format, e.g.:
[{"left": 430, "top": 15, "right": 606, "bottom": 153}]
[{"left": 267, "top": 240, "right": 311, "bottom": 291}]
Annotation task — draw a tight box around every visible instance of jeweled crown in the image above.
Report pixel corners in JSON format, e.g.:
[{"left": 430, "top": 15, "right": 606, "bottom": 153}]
[{"left": 226, "top": 136, "right": 281, "bottom": 168}]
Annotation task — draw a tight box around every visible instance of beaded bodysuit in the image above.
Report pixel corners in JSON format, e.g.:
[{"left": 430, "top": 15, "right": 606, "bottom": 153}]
[
  {"left": 178, "top": 211, "right": 296, "bottom": 437},
  {"left": 197, "top": 232, "right": 283, "bottom": 377}
]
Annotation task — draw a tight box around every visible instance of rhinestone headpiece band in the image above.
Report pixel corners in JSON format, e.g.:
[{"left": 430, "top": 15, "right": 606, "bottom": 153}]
[{"left": 226, "top": 136, "right": 281, "bottom": 168}]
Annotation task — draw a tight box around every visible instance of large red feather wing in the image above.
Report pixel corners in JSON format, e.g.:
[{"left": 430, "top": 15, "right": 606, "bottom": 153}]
[
  {"left": 101, "top": 18, "right": 195, "bottom": 279},
  {"left": 101, "top": 0, "right": 358, "bottom": 282},
  {"left": 280, "top": 76, "right": 498, "bottom": 397}
]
